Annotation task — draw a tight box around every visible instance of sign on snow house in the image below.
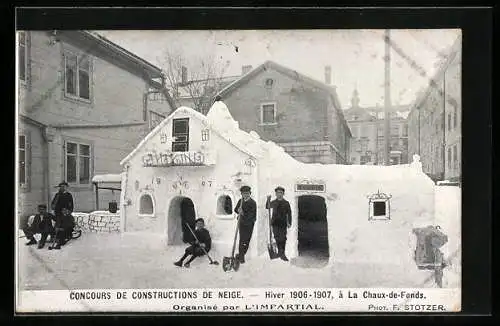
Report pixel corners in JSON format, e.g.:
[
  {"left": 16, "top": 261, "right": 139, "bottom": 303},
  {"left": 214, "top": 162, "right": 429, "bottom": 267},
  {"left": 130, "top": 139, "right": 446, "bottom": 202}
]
[{"left": 119, "top": 101, "right": 436, "bottom": 268}]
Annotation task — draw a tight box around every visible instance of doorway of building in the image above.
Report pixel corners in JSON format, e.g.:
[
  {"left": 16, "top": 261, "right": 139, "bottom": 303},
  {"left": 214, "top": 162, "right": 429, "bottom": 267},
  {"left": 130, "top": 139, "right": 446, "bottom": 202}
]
[
  {"left": 295, "top": 195, "right": 329, "bottom": 268},
  {"left": 167, "top": 196, "right": 196, "bottom": 245}
]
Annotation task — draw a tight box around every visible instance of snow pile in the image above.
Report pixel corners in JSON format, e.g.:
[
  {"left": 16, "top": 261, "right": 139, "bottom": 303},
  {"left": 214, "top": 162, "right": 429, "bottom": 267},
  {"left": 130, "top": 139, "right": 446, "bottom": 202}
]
[
  {"left": 206, "top": 100, "right": 239, "bottom": 132},
  {"left": 92, "top": 174, "right": 122, "bottom": 184}
]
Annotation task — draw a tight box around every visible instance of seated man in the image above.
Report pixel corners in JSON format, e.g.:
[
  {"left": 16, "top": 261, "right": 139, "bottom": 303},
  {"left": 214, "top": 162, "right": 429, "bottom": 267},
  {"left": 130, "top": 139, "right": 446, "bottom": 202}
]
[
  {"left": 23, "top": 204, "right": 56, "bottom": 249},
  {"left": 50, "top": 207, "right": 75, "bottom": 250},
  {"left": 174, "top": 218, "right": 212, "bottom": 268}
]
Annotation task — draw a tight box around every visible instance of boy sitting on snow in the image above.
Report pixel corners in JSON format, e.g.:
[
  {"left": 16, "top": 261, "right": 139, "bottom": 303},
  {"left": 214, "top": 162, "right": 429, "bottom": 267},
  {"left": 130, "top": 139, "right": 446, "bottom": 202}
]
[
  {"left": 49, "top": 207, "right": 75, "bottom": 250},
  {"left": 174, "top": 218, "right": 212, "bottom": 268}
]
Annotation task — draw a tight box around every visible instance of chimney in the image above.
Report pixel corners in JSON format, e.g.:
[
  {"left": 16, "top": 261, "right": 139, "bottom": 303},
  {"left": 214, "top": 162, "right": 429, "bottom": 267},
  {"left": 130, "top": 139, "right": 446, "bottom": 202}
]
[
  {"left": 181, "top": 66, "right": 188, "bottom": 85},
  {"left": 324, "top": 66, "right": 332, "bottom": 85},
  {"left": 242, "top": 65, "right": 253, "bottom": 75}
]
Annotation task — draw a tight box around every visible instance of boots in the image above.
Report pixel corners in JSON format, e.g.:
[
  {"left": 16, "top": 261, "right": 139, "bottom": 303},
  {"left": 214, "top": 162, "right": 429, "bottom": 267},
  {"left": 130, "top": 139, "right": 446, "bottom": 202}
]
[
  {"left": 278, "top": 242, "right": 288, "bottom": 261},
  {"left": 236, "top": 253, "right": 245, "bottom": 264},
  {"left": 25, "top": 239, "right": 37, "bottom": 246}
]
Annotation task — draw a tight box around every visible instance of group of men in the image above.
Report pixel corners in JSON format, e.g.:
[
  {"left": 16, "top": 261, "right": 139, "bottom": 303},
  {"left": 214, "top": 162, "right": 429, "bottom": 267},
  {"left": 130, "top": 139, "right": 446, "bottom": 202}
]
[
  {"left": 22, "top": 181, "right": 76, "bottom": 250},
  {"left": 174, "top": 185, "right": 292, "bottom": 267}
]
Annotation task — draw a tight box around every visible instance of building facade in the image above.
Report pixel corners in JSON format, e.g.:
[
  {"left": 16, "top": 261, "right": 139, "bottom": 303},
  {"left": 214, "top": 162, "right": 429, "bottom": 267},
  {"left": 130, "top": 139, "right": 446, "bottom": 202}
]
[
  {"left": 215, "top": 61, "right": 352, "bottom": 164},
  {"left": 344, "top": 90, "right": 410, "bottom": 166},
  {"left": 407, "top": 36, "right": 461, "bottom": 182},
  {"left": 17, "top": 30, "right": 174, "bottom": 218}
]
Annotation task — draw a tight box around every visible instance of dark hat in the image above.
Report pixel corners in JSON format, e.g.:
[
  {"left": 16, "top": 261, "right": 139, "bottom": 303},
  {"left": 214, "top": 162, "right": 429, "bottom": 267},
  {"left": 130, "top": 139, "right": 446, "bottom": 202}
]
[
  {"left": 195, "top": 218, "right": 205, "bottom": 224},
  {"left": 38, "top": 204, "right": 47, "bottom": 208},
  {"left": 274, "top": 186, "right": 285, "bottom": 192},
  {"left": 240, "top": 185, "right": 251, "bottom": 192},
  {"left": 57, "top": 181, "right": 69, "bottom": 187}
]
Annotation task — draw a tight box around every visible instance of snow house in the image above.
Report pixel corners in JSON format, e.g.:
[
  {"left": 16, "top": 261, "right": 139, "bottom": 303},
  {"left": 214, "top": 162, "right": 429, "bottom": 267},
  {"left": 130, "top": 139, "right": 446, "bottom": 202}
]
[{"left": 119, "top": 101, "right": 436, "bottom": 268}]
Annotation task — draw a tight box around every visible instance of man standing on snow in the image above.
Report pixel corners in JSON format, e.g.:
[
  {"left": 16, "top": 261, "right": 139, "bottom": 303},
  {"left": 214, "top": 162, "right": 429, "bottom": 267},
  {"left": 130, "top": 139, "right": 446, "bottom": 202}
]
[
  {"left": 266, "top": 186, "right": 292, "bottom": 261},
  {"left": 51, "top": 181, "right": 74, "bottom": 220},
  {"left": 234, "top": 185, "right": 257, "bottom": 264}
]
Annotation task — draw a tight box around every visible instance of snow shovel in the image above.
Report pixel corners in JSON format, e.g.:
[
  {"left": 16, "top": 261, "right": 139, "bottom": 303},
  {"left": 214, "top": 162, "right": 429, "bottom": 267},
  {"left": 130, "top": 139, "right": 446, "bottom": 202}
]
[
  {"left": 222, "top": 214, "right": 240, "bottom": 272},
  {"left": 267, "top": 207, "right": 280, "bottom": 260},
  {"left": 185, "top": 223, "right": 219, "bottom": 265}
]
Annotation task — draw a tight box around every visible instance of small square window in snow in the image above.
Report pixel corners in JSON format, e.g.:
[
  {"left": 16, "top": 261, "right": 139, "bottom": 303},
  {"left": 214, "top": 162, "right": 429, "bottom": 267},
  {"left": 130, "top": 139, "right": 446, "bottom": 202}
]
[{"left": 367, "top": 190, "right": 392, "bottom": 221}]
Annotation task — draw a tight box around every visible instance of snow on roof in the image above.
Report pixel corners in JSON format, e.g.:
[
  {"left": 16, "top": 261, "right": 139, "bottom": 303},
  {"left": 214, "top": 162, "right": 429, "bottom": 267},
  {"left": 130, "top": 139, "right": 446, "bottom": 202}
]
[{"left": 92, "top": 174, "right": 122, "bottom": 183}]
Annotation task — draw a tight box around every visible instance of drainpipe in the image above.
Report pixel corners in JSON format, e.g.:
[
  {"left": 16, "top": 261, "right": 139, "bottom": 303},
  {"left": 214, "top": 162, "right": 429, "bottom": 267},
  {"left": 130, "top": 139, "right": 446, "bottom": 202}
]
[{"left": 42, "top": 127, "right": 56, "bottom": 210}]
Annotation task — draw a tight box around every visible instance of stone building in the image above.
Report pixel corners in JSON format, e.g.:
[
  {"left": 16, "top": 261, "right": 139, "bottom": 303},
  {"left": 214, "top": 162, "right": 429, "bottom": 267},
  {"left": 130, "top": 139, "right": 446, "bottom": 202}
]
[
  {"left": 343, "top": 90, "right": 410, "bottom": 166},
  {"left": 214, "top": 61, "right": 352, "bottom": 164},
  {"left": 407, "top": 36, "right": 461, "bottom": 182},
  {"left": 17, "top": 30, "right": 174, "bottom": 218}
]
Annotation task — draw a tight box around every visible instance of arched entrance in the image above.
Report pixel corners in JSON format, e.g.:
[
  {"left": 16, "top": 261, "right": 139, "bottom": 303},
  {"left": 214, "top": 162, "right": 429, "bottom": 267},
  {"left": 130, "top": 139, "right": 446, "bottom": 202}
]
[
  {"left": 167, "top": 196, "right": 196, "bottom": 245},
  {"left": 294, "top": 195, "right": 329, "bottom": 268}
]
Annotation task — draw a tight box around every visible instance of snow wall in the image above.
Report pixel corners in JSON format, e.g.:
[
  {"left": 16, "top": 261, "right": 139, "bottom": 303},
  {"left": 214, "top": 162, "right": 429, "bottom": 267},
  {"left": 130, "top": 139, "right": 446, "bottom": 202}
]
[{"left": 120, "top": 103, "right": 437, "bottom": 269}]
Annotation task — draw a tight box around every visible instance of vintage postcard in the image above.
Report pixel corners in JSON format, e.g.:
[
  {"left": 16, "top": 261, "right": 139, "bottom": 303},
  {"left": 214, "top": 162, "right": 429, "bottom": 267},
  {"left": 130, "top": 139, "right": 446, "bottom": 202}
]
[{"left": 15, "top": 28, "right": 462, "bottom": 313}]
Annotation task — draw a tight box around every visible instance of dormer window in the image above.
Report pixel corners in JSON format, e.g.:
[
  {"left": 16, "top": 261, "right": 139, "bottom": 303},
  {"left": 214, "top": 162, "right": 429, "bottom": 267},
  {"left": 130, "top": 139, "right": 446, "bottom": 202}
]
[{"left": 172, "top": 118, "right": 189, "bottom": 152}]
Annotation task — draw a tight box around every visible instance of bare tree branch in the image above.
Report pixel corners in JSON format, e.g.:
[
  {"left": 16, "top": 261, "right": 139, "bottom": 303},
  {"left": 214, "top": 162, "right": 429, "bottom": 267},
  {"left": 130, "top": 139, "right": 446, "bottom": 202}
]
[{"left": 159, "top": 49, "right": 230, "bottom": 113}]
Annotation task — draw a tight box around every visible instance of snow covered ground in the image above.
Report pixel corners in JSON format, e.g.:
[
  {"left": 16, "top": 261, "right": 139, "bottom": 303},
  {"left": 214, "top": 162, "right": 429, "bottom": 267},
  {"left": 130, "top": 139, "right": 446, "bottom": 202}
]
[{"left": 17, "top": 185, "right": 461, "bottom": 291}]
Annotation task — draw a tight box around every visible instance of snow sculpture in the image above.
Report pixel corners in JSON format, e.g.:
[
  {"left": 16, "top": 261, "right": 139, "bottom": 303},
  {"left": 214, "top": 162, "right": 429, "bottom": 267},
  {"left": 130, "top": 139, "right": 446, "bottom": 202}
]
[
  {"left": 411, "top": 154, "right": 422, "bottom": 171},
  {"left": 206, "top": 100, "right": 239, "bottom": 133}
]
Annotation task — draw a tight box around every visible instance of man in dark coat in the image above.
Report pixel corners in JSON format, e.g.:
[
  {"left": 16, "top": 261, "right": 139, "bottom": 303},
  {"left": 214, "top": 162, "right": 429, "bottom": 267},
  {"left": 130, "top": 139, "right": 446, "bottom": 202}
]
[
  {"left": 266, "top": 186, "right": 292, "bottom": 261},
  {"left": 23, "top": 204, "right": 56, "bottom": 249},
  {"left": 51, "top": 181, "right": 74, "bottom": 219},
  {"left": 234, "top": 185, "right": 257, "bottom": 264},
  {"left": 50, "top": 207, "right": 75, "bottom": 250},
  {"left": 174, "top": 218, "right": 212, "bottom": 268}
]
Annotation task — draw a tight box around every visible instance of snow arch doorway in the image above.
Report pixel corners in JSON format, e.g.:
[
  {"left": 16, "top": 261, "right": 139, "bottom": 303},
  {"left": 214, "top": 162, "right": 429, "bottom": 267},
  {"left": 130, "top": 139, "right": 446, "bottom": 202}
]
[
  {"left": 167, "top": 196, "right": 196, "bottom": 245},
  {"left": 294, "top": 195, "right": 329, "bottom": 268}
]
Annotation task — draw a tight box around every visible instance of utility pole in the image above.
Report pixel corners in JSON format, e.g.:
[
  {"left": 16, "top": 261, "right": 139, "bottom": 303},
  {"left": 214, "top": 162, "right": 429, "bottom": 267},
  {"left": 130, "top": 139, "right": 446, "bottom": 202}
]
[{"left": 384, "top": 29, "right": 392, "bottom": 166}]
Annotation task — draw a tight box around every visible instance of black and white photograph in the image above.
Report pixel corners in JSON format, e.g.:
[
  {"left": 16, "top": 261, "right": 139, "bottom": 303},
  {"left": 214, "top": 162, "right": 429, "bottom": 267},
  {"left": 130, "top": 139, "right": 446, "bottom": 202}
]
[{"left": 16, "top": 23, "right": 464, "bottom": 313}]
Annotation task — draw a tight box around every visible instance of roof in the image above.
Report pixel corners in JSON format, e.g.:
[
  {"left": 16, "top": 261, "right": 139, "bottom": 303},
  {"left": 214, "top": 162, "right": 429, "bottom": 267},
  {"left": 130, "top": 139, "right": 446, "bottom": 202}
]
[
  {"left": 215, "top": 60, "right": 351, "bottom": 138},
  {"left": 409, "top": 35, "right": 462, "bottom": 114},
  {"left": 82, "top": 31, "right": 164, "bottom": 78},
  {"left": 176, "top": 75, "right": 240, "bottom": 99},
  {"left": 120, "top": 101, "right": 280, "bottom": 166},
  {"left": 344, "top": 104, "right": 411, "bottom": 122}
]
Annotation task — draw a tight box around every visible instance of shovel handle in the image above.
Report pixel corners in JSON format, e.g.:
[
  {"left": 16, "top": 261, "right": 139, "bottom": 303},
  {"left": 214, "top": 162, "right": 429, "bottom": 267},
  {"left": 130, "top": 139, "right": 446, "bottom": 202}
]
[{"left": 185, "top": 223, "right": 216, "bottom": 263}]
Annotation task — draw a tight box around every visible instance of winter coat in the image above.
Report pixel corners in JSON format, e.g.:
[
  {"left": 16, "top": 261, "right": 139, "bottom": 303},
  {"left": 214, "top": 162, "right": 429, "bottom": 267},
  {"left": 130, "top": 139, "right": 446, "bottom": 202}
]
[
  {"left": 266, "top": 199, "right": 292, "bottom": 227},
  {"left": 192, "top": 227, "right": 212, "bottom": 252},
  {"left": 55, "top": 213, "right": 75, "bottom": 230},
  {"left": 234, "top": 198, "right": 257, "bottom": 226},
  {"left": 51, "top": 191, "right": 74, "bottom": 215},
  {"left": 30, "top": 213, "right": 56, "bottom": 233}
]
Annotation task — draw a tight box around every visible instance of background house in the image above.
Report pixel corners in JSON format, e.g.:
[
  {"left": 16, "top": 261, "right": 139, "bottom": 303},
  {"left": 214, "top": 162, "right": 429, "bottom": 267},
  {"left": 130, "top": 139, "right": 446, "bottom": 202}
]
[
  {"left": 17, "top": 30, "right": 175, "bottom": 218},
  {"left": 407, "top": 36, "right": 461, "bottom": 183},
  {"left": 215, "top": 61, "right": 352, "bottom": 164},
  {"left": 343, "top": 89, "right": 410, "bottom": 165}
]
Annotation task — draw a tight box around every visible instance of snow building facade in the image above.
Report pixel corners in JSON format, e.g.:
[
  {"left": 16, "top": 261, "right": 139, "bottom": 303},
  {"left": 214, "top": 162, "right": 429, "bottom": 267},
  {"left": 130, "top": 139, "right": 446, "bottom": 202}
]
[{"left": 120, "top": 101, "right": 436, "bottom": 268}]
